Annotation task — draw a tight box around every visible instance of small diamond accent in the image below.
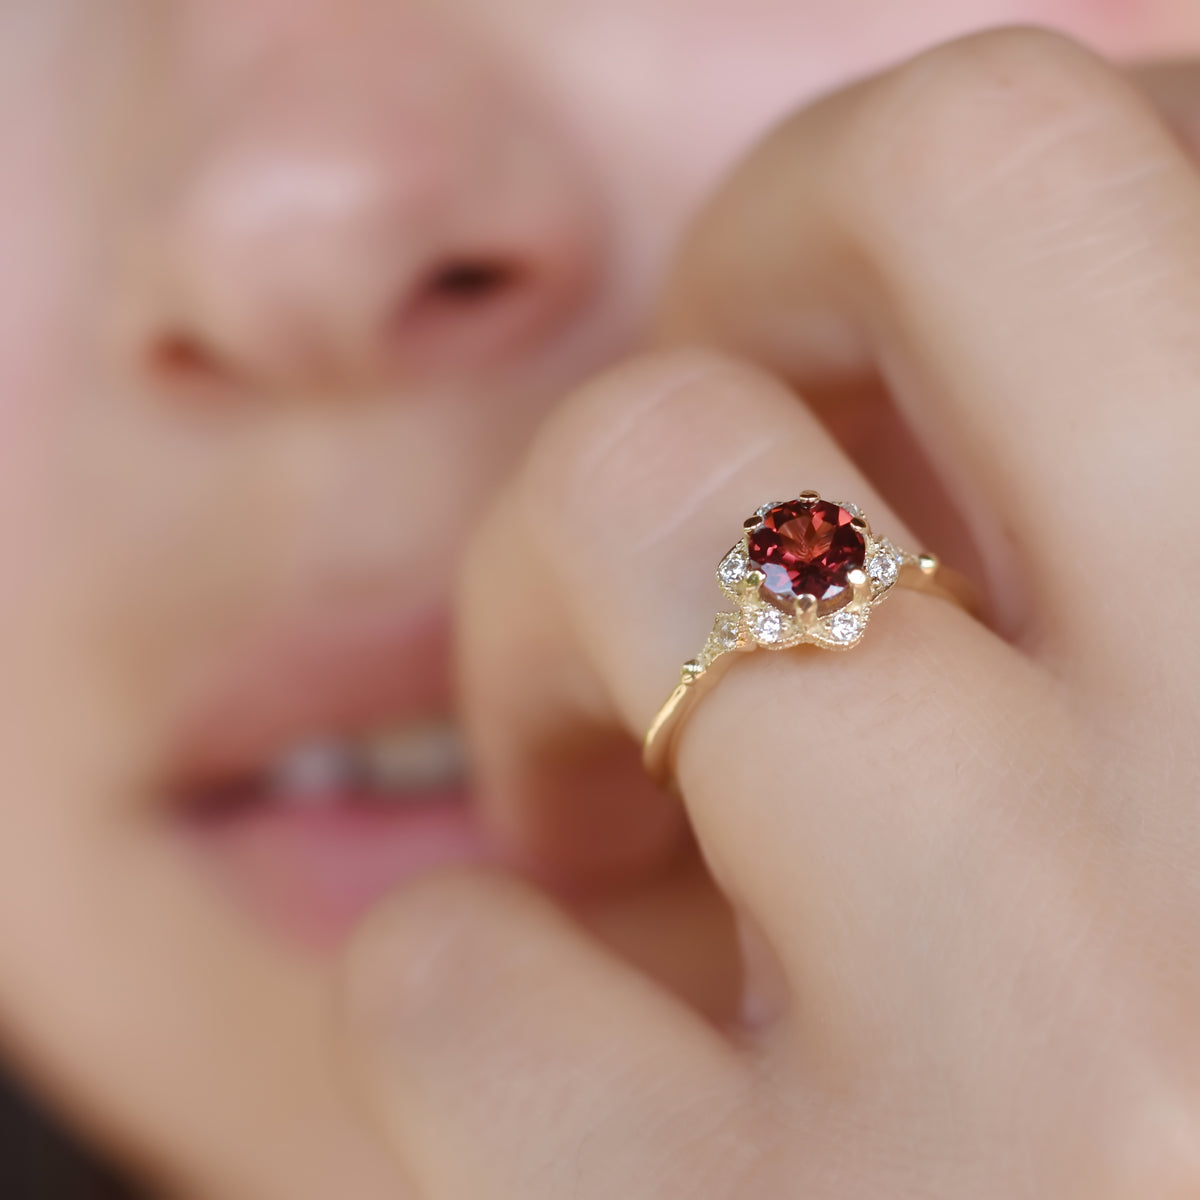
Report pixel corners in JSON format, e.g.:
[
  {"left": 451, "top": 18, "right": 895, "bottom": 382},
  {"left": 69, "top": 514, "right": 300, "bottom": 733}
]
[
  {"left": 839, "top": 501, "right": 864, "bottom": 519},
  {"left": 717, "top": 544, "right": 749, "bottom": 589},
  {"left": 748, "top": 608, "right": 785, "bottom": 644},
  {"left": 868, "top": 542, "right": 900, "bottom": 590},
  {"left": 827, "top": 611, "right": 865, "bottom": 643},
  {"left": 711, "top": 612, "right": 741, "bottom": 651},
  {"left": 698, "top": 613, "right": 742, "bottom": 668}
]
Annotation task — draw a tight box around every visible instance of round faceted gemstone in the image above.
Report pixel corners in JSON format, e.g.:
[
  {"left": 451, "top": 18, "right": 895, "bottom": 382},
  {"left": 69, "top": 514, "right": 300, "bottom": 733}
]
[{"left": 747, "top": 499, "right": 866, "bottom": 614}]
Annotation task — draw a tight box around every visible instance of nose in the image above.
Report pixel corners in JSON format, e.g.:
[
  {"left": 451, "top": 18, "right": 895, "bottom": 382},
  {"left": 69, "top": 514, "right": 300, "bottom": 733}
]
[{"left": 120, "top": 4, "right": 604, "bottom": 396}]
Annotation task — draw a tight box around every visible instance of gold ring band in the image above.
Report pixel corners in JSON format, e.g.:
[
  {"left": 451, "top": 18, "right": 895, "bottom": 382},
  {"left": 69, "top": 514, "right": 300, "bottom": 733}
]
[{"left": 642, "top": 492, "right": 975, "bottom": 791}]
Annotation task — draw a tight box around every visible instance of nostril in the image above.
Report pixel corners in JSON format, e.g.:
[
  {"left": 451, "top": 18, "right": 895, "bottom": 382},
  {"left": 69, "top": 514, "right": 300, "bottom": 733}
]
[
  {"left": 152, "top": 333, "right": 216, "bottom": 378},
  {"left": 424, "top": 258, "right": 522, "bottom": 305},
  {"left": 146, "top": 331, "right": 244, "bottom": 401},
  {"left": 387, "top": 256, "right": 540, "bottom": 369}
]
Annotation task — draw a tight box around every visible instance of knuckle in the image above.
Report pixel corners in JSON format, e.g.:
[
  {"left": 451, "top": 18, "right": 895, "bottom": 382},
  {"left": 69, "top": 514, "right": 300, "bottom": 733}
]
[
  {"left": 343, "top": 868, "right": 516, "bottom": 1048},
  {"left": 518, "top": 349, "right": 785, "bottom": 555},
  {"left": 842, "top": 26, "right": 1143, "bottom": 233}
]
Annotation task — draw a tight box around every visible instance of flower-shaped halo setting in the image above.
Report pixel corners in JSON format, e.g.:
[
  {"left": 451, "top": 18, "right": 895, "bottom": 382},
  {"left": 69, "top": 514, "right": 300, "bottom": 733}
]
[{"left": 695, "top": 490, "right": 923, "bottom": 673}]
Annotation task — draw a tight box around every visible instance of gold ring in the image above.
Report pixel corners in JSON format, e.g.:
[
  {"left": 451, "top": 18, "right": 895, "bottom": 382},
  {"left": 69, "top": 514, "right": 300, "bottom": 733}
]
[{"left": 643, "top": 491, "right": 975, "bottom": 790}]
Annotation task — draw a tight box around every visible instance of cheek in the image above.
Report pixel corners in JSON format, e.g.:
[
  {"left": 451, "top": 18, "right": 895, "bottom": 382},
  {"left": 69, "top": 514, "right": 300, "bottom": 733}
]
[
  {"left": 0, "top": 20, "right": 84, "bottom": 554},
  {"left": 0, "top": 7, "right": 211, "bottom": 808},
  {"left": 0, "top": 5, "right": 150, "bottom": 612},
  {"left": 0, "top": 15, "right": 104, "bottom": 757}
]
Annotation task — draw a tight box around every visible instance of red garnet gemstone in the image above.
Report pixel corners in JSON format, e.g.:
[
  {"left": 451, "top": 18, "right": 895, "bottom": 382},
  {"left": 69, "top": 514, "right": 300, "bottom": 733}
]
[{"left": 747, "top": 499, "right": 866, "bottom": 614}]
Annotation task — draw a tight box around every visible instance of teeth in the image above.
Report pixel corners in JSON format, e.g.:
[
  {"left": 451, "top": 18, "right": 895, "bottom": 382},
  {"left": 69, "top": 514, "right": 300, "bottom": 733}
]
[
  {"left": 268, "top": 740, "right": 356, "bottom": 802},
  {"left": 360, "top": 720, "right": 466, "bottom": 792},
  {"left": 268, "top": 720, "right": 465, "bottom": 805}
]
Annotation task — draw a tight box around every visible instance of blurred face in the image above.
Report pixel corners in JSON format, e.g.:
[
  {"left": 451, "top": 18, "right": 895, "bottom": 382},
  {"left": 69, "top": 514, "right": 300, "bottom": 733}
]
[{"left": 0, "top": 2, "right": 1196, "bottom": 1197}]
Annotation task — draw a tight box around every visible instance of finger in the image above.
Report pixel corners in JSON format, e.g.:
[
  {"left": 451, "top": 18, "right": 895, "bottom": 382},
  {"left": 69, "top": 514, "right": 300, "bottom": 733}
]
[
  {"left": 342, "top": 869, "right": 741, "bottom": 1200},
  {"left": 461, "top": 349, "right": 1049, "bottom": 1032},
  {"left": 457, "top": 542, "right": 689, "bottom": 887},
  {"left": 663, "top": 28, "right": 1200, "bottom": 693}
]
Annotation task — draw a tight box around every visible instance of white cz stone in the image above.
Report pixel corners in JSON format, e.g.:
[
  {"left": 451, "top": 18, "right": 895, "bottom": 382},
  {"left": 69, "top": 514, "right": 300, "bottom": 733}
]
[
  {"left": 748, "top": 608, "right": 785, "bottom": 645},
  {"left": 711, "top": 612, "right": 741, "bottom": 651},
  {"left": 839, "top": 501, "right": 864, "bottom": 519},
  {"left": 868, "top": 542, "right": 900, "bottom": 589},
  {"left": 700, "top": 613, "right": 740, "bottom": 667},
  {"left": 718, "top": 544, "right": 749, "bottom": 589},
  {"left": 827, "top": 611, "right": 865, "bottom": 643}
]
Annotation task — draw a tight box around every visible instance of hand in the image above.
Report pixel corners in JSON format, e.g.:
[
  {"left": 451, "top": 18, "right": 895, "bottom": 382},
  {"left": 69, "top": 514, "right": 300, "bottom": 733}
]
[{"left": 341, "top": 30, "right": 1200, "bottom": 1199}]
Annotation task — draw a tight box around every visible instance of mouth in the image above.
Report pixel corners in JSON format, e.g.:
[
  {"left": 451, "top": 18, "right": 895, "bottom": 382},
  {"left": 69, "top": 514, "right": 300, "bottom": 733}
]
[{"left": 168, "top": 606, "right": 500, "bottom": 948}]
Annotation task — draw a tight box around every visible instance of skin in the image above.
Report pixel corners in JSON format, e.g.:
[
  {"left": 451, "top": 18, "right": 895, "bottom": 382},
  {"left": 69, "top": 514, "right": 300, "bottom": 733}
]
[
  {"left": 348, "top": 30, "right": 1200, "bottom": 1200},
  {"left": 2, "top": 3, "right": 1200, "bottom": 1199}
]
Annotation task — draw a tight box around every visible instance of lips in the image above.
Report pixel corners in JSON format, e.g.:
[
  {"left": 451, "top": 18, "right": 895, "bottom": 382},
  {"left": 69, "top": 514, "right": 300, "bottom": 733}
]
[{"left": 169, "top": 602, "right": 501, "bottom": 947}]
